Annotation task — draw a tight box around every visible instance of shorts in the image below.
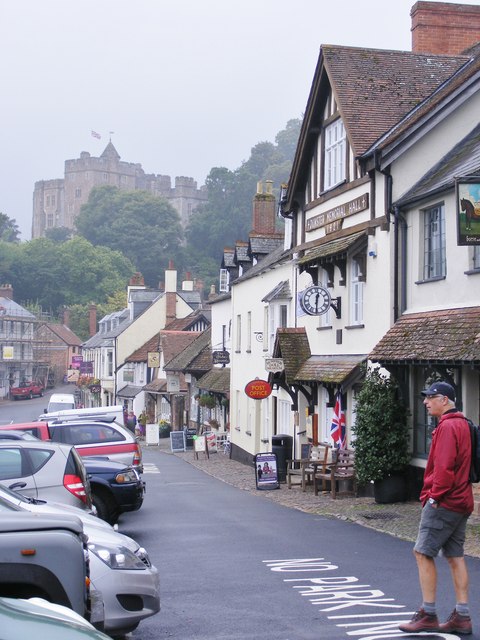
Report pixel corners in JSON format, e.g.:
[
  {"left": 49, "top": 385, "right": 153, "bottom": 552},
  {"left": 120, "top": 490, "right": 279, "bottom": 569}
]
[{"left": 414, "top": 501, "right": 469, "bottom": 558}]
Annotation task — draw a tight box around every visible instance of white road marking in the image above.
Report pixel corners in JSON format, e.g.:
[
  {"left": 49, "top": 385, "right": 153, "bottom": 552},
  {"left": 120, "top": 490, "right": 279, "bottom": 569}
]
[{"left": 142, "top": 462, "right": 160, "bottom": 474}]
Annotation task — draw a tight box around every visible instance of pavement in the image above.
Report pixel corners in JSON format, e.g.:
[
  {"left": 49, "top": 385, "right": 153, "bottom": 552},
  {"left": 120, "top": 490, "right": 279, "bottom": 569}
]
[{"left": 145, "top": 436, "right": 480, "bottom": 559}]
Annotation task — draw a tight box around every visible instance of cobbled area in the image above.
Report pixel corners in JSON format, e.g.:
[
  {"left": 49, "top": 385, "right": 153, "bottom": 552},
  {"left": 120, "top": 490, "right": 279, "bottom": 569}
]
[{"left": 151, "top": 438, "right": 480, "bottom": 558}]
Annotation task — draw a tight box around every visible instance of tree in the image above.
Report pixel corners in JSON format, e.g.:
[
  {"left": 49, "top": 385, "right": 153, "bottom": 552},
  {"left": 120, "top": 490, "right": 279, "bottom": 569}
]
[
  {"left": 11, "top": 237, "right": 134, "bottom": 311},
  {"left": 0, "top": 212, "right": 20, "bottom": 243},
  {"left": 45, "top": 227, "right": 72, "bottom": 242},
  {"left": 67, "top": 290, "right": 128, "bottom": 341},
  {"left": 75, "top": 186, "right": 185, "bottom": 286}
]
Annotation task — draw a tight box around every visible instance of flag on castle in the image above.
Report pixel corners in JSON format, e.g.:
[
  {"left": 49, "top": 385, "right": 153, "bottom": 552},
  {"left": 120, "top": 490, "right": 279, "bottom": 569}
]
[
  {"left": 91, "top": 130, "right": 101, "bottom": 139},
  {"left": 330, "top": 392, "right": 346, "bottom": 448}
]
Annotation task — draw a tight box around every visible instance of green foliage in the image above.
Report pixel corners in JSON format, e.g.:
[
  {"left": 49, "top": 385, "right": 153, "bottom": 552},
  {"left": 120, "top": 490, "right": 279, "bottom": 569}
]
[
  {"left": 0, "top": 212, "right": 20, "bottom": 243},
  {"left": 184, "top": 119, "right": 301, "bottom": 290},
  {"left": 352, "top": 368, "right": 410, "bottom": 485},
  {"left": 75, "top": 186, "right": 185, "bottom": 286},
  {"left": 6, "top": 237, "right": 134, "bottom": 312},
  {"left": 45, "top": 227, "right": 72, "bottom": 242}
]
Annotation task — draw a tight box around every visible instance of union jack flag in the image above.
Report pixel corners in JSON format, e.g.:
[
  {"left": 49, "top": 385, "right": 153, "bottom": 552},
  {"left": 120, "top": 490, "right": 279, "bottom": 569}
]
[{"left": 330, "top": 392, "right": 346, "bottom": 448}]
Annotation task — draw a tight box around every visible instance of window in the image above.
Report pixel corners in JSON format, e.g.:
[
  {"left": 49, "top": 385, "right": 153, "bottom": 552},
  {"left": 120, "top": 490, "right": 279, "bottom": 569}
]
[
  {"left": 423, "top": 204, "right": 446, "bottom": 279},
  {"left": 247, "top": 311, "right": 252, "bottom": 352},
  {"left": 324, "top": 119, "right": 346, "bottom": 190},
  {"left": 75, "top": 188, "right": 82, "bottom": 198},
  {"left": 473, "top": 246, "right": 480, "bottom": 270},
  {"left": 106, "top": 349, "right": 113, "bottom": 377},
  {"left": 235, "top": 314, "right": 241, "bottom": 352},
  {"left": 350, "top": 259, "right": 363, "bottom": 324},
  {"left": 219, "top": 268, "right": 229, "bottom": 292}
]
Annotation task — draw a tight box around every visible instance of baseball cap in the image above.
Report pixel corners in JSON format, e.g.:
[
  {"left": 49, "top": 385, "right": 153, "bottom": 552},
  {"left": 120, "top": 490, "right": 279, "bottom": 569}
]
[{"left": 421, "top": 381, "right": 456, "bottom": 402}]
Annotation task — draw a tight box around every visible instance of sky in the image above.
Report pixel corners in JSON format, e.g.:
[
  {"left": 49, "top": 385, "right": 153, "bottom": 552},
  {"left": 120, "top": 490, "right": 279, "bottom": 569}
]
[{"left": 1, "top": 0, "right": 478, "bottom": 240}]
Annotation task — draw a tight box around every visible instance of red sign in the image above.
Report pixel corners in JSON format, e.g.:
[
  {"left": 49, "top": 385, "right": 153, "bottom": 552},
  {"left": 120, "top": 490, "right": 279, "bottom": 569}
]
[{"left": 244, "top": 379, "right": 272, "bottom": 400}]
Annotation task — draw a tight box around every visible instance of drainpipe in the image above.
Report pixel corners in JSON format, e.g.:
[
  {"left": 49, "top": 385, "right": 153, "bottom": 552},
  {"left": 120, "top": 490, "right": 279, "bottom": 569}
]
[{"left": 393, "top": 206, "right": 408, "bottom": 321}]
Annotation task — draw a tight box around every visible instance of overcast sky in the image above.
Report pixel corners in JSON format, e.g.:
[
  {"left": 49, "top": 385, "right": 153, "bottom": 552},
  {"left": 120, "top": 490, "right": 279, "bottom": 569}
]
[{"left": 1, "top": 0, "right": 478, "bottom": 240}]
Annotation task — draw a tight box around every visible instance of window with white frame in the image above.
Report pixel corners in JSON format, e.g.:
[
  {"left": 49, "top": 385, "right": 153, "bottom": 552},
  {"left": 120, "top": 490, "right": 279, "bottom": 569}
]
[
  {"left": 219, "top": 268, "right": 229, "bottom": 292},
  {"left": 423, "top": 204, "right": 446, "bottom": 280},
  {"left": 247, "top": 311, "right": 252, "bottom": 352},
  {"left": 278, "top": 400, "right": 290, "bottom": 433},
  {"left": 269, "top": 302, "right": 288, "bottom": 351},
  {"left": 235, "top": 314, "right": 241, "bottom": 352},
  {"left": 324, "top": 119, "right": 346, "bottom": 190},
  {"left": 350, "top": 258, "right": 364, "bottom": 325},
  {"left": 106, "top": 350, "right": 113, "bottom": 377},
  {"left": 263, "top": 307, "right": 269, "bottom": 352}
]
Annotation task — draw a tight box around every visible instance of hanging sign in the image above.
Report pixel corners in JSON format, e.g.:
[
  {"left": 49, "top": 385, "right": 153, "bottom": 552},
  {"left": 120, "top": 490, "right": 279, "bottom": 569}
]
[
  {"left": 244, "top": 379, "right": 272, "bottom": 400},
  {"left": 212, "top": 350, "right": 230, "bottom": 365}
]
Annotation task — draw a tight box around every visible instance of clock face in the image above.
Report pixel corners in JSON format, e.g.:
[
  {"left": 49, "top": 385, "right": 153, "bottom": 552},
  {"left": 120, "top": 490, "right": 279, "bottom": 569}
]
[{"left": 300, "top": 286, "right": 331, "bottom": 315}]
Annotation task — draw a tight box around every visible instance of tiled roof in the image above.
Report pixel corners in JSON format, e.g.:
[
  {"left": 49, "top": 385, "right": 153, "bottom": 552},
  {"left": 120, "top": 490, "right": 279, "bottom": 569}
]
[
  {"left": 126, "top": 333, "right": 160, "bottom": 362},
  {"left": 323, "top": 45, "right": 468, "bottom": 156},
  {"left": 196, "top": 367, "right": 230, "bottom": 394},
  {"left": 249, "top": 235, "right": 284, "bottom": 257},
  {"left": 233, "top": 245, "right": 292, "bottom": 285},
  {"left": 370, "top": 53, "right": 480, "bottom": 155},
  {"left": 369, "top": 307, "right": 480, "bottom": 363},
  {"left": 143, "top": 378, "right": 168, "bottom": 393},
  {"left": 0, "top": 297, "right": 35, "bottom": 318},
  {"left": 164, "top": 329, "right": 211, "bottom": 373},
  {"left": 273, "top": 328, "right": 311, "bottom": 384},
  {"left": 395, "top": 123, "right": 480, "bottom": 206},
  {"left": 165, "top": 309, "right": 211, "bottom": 331},
  {"left": 45, "top": 323, "right": 82, "bottom": 347},
  {"left": 117, "top": 384, "right": 142, "bottom": 398},
  {"left": 160, "top": 331, "right": 202, "bottom": 365},
  {"left": 298, "top": 231, "right": 367, "bottom": 265},
  {"left": 295, "top": 355, "right": 366, "bottom": 384},
  {"left": 262, "top": 280, "right": 291, "bottom": 303}
]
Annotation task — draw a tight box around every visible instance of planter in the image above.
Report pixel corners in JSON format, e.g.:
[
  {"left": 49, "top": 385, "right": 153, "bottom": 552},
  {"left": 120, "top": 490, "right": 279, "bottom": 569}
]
[
  {"left": 158, "top": 424, "right": 171, "bottom": 439},
  {"left": 374, "top": 474, "right": 408, "bottom": 504}
]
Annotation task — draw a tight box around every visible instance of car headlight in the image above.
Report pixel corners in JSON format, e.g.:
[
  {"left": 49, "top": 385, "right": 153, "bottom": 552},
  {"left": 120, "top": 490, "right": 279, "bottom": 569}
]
[
  {"left": 115, "top": 469, "right": 138, "bottom": 483},
  {"left": 88, "top": 542, "right": 146, "bottom": 570}
]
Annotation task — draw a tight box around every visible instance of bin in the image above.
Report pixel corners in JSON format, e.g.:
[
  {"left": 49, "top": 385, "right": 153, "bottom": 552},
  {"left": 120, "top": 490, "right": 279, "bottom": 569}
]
[
  {"left": 271, "top": 434, "right": 293, "bottom": 483},
  {"left": 184, "top": 427, "right": 197, "bottom": 449}
]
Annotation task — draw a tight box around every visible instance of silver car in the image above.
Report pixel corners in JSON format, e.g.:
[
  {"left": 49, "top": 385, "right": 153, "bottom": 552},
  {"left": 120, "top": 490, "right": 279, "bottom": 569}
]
[
  {"left": 0, "top": 440, "right": 92, "bottom": 510},
  {"left": 0, "top": 486, "right": 160, "bottom": 636}
]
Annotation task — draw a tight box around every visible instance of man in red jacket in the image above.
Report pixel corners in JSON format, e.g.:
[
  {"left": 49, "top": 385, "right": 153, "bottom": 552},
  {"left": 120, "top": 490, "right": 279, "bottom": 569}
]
[{"left": 399, "top": 381, "right": 473, "bottom": 635}]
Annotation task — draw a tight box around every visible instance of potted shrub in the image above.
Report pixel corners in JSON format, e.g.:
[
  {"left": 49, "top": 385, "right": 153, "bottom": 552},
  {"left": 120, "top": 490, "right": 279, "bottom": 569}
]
[
  {"left": 352, "top": 367, "right": 411, "bottom": 503},
  {"left": 158, "top": 419, "right": 171, "bottom": 438}
]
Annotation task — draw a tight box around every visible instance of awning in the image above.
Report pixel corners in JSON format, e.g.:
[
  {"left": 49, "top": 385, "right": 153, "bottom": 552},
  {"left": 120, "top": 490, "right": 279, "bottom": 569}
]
[
  {"left": 142, "top": 379, "right": 168, "bottom": 395},
  {"left": 116, "top": 384, "right": 143, "bottom": 398},
  {"left": 370, "top": 306, "right": 480, "bottom": 365},
  {"left": 196, "top": 368, "right": 230, "bottom": 394},
  {"left": 298, "top": 231, "right": 367, "bottom": 267},
  {"left": 295, "top": 355, "right": 366, "bottom": 385}
]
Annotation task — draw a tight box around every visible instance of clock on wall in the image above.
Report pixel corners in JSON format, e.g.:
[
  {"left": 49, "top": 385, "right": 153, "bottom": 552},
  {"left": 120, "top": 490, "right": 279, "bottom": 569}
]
[{"left": 299, "top": 285, "right": 332, "bottom": 316}]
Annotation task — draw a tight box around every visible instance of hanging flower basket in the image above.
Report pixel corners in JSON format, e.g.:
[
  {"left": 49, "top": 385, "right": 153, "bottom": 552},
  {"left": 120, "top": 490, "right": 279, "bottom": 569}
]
[{"left": 199, "top": 394, "right": 216, "bottom": 408}]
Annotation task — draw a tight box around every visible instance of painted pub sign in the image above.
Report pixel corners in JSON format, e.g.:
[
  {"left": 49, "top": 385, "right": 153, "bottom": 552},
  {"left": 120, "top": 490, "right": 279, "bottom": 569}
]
[{"left": 456, "top": 177, "right": 480, "bottom": 245}]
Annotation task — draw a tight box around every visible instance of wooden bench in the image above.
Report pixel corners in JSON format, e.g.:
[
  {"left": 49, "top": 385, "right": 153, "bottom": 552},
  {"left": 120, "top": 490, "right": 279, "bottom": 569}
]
[
  {"left": 286, "top": 443, "right": 331, "bottom": 492},
  {"left": 313, "top": 447, "right": 356, "bottom": 498}
]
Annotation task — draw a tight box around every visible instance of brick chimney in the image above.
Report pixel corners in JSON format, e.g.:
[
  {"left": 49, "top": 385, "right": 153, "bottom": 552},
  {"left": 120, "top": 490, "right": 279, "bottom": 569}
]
[
  {"left": 165, "top": 260, "right": 177, "bottom": 325},
  {"left": 251, "top": 180, "right": 276, "bottom": 235},
  {"left": 63, "top": 307, "right": 70, "bottom": 328},
  {"left": 411, "top": 2, "right": 480, "bottom": 55},
  {"left": 89, "top": 304, "right": 97, "bottom": 337},
  {"left": 0, "top": 284, "right": 13, "bottom": 300}
]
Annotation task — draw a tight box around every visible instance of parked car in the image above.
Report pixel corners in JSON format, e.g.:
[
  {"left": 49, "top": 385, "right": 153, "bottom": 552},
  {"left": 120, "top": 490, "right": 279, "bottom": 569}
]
[
  {"left": 0, "top": 490, "right": 160, "bottom": 636},
  {"left": 45, "top": 392, "right": 76, "bottom": 413},
  {"left": 48, "top": 418, "right": 143, "bottom": 472},
  {"left": 84, "top": 457, "right": 145, "bottom": 524},
  {"left": 39, "top": 404, "right": 125, "bottom": 425},
  {"left": 0, "top": 423, "right": 144, "bottom": 523},
  {"left": 0, "top": 440, "right": 92, "bottom": 510},
  {"left": 9, "top": 380, "right": 44, "bottom": 400},
  {"left": 0, "top": 430, "right": 39, "bottom": 441},
  {"left": 0, "top": 513, "right": 102, "bottom": 626},
  {"left": 0, "top": 597, "right": 109, "bottom": 640}
]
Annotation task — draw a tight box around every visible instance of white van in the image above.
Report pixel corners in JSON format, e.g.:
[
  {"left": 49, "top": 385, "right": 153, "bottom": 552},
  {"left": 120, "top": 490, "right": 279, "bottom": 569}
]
[
  {"left": 44, "top": 393, "right": 76, "bottom": 414},
  {"left": 39, "top": 404, "right": 125, "bottom": 426}
]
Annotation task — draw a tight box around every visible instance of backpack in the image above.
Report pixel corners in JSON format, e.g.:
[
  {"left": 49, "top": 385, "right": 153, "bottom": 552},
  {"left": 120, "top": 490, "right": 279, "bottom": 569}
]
[{"left": 468, "top": 419, "right": 480, "bottom": 483}]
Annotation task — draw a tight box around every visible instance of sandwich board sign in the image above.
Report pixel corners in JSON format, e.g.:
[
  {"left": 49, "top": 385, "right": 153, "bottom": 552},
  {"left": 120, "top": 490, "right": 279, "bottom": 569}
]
[{"left": 254, "top": 452, "right": 279, "bottom": 490}]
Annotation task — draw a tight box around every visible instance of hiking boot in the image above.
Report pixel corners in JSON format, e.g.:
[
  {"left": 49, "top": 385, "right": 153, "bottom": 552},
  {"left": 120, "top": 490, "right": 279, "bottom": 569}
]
[
  {"left": 439, "top": 609, "right": 472, "bottom": 635},
  {"left": 398, "top": 609, "right": 440, "bottom": 633}
]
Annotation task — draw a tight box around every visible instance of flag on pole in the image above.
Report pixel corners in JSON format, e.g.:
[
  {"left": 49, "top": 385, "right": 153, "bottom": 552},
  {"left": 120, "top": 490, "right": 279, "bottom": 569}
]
[
  {"left": 91, "top": 130, "right": 101, "bottom": 139},
  {"left": 330, "top": 392, "right": 346, "bottom": 448}
]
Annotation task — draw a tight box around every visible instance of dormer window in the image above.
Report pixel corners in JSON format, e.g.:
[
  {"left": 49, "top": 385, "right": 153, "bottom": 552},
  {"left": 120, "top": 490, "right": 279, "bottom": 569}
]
[{"left": 324, "top": 119, "right": 346, "bottom": 190}]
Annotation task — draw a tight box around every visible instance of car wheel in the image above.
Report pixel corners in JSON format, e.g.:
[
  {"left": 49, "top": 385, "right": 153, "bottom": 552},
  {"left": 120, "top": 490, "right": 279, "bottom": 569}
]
[
  {"left": 39, "top": 390, "right": 44, "bottom": 397},
  {"left": 92, "top": 491, "right": 118, "bottom": 525},
  {"left": 29, "top": 392, "right": 33, "bottom": 399}
]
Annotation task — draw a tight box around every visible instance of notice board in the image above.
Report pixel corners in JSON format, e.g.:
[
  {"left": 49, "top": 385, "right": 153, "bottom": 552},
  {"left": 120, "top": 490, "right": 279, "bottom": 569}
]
[
  {"left": 170, "top": 430, "right": 186, "bottom": 452},
  {"left": 254, "top": 452, "right": 279, "bottom": 490}
]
